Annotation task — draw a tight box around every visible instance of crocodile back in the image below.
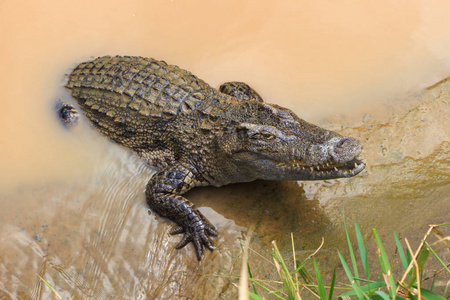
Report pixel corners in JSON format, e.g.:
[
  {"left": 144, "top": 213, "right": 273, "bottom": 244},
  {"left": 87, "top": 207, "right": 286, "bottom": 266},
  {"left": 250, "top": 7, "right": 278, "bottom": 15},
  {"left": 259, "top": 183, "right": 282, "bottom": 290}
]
[
  {"left": 67, "top": 55, "right": 213, "bottom": 117},
  {"left": 67, "top": 56, "right": 216, "bottom": 147}
]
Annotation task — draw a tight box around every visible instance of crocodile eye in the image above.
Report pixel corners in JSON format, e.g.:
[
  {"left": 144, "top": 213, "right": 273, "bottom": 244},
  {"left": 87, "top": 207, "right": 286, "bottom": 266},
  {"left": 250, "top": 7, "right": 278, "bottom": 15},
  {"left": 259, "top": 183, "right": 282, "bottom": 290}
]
[
  {"left": 236, "top": 123, "right": 277, "bottom": 141},
  {"left": 251, "top": 132, "right": 274, "bottom": 140},
  {"left": 261, "top": 132, "right": 275, "bottom": 140}
]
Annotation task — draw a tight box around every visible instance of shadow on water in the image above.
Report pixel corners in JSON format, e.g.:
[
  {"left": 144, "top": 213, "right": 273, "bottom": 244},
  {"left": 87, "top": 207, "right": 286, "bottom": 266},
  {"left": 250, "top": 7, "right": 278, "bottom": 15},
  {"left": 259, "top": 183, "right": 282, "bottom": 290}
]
[{"left": 189, "top": 180, "right": 330, "bottom": 250}]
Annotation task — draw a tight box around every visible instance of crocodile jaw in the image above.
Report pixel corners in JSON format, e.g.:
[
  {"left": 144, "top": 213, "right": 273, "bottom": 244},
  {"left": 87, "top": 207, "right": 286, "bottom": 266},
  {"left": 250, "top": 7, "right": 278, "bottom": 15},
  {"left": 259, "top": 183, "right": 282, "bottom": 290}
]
[
  {"left": 273, "top": 156, "right": 366, "bottom": 180},
  {"left": 266, "top": 136, "right": 366, "bottom": 180},
  {"left": 228, "top": 133, "right": 366, "bottom": 181}
]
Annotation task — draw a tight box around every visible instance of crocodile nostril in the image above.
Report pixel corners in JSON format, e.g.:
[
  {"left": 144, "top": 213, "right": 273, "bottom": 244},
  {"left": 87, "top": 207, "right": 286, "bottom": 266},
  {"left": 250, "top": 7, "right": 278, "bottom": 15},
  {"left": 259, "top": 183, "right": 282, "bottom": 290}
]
[
  {"left": 331, "top": 137, "right": 362, "bottom": 163},
  {"left": 336, "top": 138, "right": 349, "bottom": 148}
]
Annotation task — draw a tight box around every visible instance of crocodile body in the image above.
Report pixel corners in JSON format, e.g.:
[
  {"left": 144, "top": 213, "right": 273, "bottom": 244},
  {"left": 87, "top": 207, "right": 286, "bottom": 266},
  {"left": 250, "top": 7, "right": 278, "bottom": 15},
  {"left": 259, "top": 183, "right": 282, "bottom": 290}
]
[{"left": 66, "top": 55, "right": 365, "bottom": 260}]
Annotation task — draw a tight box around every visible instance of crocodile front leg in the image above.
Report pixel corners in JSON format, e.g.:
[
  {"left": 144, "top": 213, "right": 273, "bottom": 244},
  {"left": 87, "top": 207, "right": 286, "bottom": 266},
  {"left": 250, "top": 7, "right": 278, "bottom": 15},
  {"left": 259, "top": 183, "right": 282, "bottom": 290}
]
[{"left": 145, "top": 163, "right": 217, "bottom": 261}]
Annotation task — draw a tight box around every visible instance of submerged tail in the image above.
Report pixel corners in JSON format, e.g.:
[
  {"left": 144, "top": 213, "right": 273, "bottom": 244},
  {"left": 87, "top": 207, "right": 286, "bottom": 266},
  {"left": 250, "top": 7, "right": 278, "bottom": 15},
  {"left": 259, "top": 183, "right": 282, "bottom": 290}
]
[{"left": 56, "top": 100, "right": 79, "bottom": 128}]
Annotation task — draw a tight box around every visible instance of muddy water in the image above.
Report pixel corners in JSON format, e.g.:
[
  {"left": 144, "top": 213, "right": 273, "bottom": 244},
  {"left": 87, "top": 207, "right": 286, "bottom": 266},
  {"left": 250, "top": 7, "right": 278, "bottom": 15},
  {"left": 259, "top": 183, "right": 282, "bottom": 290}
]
[{"left": 1, "top": 0, "right": 450, "bottom": 299}]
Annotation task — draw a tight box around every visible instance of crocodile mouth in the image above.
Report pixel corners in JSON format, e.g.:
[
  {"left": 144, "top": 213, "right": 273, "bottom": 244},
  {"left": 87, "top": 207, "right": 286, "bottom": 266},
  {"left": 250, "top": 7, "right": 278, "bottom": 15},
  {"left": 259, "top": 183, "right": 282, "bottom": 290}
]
[{"left": 280, "top": 156, "right": 366, "bottom": 180}]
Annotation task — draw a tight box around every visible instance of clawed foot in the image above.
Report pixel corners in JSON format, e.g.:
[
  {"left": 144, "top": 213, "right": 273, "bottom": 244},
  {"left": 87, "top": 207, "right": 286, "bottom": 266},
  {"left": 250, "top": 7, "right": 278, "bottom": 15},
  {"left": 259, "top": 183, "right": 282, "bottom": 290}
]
[{"left": 170, "top": 219, "right": 217, "bottom": 261}]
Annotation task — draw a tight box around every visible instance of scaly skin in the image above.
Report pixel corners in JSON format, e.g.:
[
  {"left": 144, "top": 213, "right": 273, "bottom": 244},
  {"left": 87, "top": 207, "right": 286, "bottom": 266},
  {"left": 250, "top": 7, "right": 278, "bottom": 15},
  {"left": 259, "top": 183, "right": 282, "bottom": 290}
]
[{"left": 66, "top": 55, "right": 365, "bottom": 260}]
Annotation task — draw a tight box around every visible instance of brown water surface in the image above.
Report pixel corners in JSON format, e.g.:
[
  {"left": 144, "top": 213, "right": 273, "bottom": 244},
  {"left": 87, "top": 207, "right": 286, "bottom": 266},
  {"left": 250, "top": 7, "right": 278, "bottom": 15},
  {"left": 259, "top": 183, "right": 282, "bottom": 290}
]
[{"left": 1, "top": 1, "right": 449, "bottom": 299}]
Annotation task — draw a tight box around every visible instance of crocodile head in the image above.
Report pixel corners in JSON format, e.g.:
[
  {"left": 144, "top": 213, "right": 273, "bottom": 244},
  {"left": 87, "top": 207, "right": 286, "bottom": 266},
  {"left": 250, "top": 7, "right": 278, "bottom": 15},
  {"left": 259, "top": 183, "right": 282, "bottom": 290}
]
[{"left": 224, "top": 102, "right": 365, "bottom": 181}]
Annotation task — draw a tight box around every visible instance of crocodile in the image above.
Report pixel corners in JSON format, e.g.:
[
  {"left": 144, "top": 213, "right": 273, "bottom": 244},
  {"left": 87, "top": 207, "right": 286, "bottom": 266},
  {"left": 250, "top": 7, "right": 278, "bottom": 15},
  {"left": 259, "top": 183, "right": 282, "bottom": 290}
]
[{"left": 65, "top": 55, "right": 366, "bottom": 261}]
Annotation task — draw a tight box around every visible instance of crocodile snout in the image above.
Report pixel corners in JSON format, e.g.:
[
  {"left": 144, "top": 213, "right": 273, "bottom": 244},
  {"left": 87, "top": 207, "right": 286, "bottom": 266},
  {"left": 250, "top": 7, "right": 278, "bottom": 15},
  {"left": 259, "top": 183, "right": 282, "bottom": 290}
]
[{"left": 330, "top": 137, "right": 362, "bottom": 164}]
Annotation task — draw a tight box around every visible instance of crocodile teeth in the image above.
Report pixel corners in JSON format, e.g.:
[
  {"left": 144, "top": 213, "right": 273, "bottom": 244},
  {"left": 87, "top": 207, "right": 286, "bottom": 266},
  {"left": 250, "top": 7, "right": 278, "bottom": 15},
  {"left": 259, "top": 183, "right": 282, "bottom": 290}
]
[
  {"left": 354, "top": 163, "right": 358, "bottom": 168},
  {"left": 316, "top": 166, "right": 320, "bottom": 170},
  {"left": 310, "top": 167, "right": 314, "bottom": 172},
  {"left": 334, "top": 167, "right": 338, "bottom": 171}
]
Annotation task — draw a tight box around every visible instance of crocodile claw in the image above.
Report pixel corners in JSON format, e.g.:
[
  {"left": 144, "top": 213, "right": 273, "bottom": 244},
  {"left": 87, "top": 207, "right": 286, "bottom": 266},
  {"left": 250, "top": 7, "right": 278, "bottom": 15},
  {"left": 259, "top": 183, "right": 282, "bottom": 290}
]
[{"left": 170, "top": 222, "right": 217, "bottom": 261}]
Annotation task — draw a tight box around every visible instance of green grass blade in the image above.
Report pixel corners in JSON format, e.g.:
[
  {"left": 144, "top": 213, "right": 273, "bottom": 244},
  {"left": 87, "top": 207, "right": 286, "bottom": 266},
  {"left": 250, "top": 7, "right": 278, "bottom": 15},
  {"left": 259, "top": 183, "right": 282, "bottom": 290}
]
[
  {"left": 248, "top": 279, "right": 286, "bottom": 300},
  {"left": 274, "top": 259, "right": 293, "bottom": 298},
  {"left": 393, "top": 231, "right": 409, "bottom": 271},
  {"left": 272, "top": 241, "right": 298, "bottom": 299},
  {"left": 240, "top": 241, "right": 258, "bottom": 295},
  {"left": 417, "top": 286, "right": 446, "bottom": 300},
  {"left": 328, "top": 268, "right": 336, "bottom": 300},
  {"left": 293, "top": 260, "right": 308, "bottom": 275},
  {"left": 355, "top": 222, "right": 369, "bottom": 278},
  {"left": 337, "top": 250, "right": 368, "bottom": 300},
  {"left": 430, "top": 276, "right": 436, "bottom": 292},
  {"left": 372, "top": 229, "right": 397, "bottom": 299},
  {"left": 406, "top": 245, "right": 411, "bottom": 265},
  {"left": 247, "top": 261, "right": 258, "bottom": 295},
  {"left": 343, "top": 214, "right": 360, "bottom": 281},
  {"left": 36, "top": 274, "right": 62, "bottom": 300},
  {"left": 416, "top": 246, "right": 430, "bottom": 271},
  {"left": 436, "top": 222, "right": 450, "bottom": 226},
  {"left": 313, "top": 257, "right": 327, "bottom": 300},
  {"left": 290, "top": 232, "right": 300, "bottom": 294},
  {"left": 339, "top": 281, "right": 386, "bottom": 296},
  {"left": 248, "top": 291, "right": 265, "bottom": 300},
  {"left": 295, "top": 260, "right": 316, "bottom": 285},
  {"left": 296, "top": 266, "right": 319, "bottom": 296},
  {"left": 407, "top": 246, "right": 430, "bottom": 288},
  {"left": 352, "top": 277, "right": 379, "bottom": 284},
  {"left": 425, "top": 241, "right": 450, "bottom": 275},
  {"left": 373, "top": 290, "right": 391, "bottom": 300}
]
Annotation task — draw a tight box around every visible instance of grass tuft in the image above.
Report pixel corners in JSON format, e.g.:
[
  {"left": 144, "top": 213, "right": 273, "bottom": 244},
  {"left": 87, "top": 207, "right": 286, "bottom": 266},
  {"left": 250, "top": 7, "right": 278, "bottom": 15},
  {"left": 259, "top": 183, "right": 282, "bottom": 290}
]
[{"left": 238, "top": 219, "right": 449, "bottom": 300}]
